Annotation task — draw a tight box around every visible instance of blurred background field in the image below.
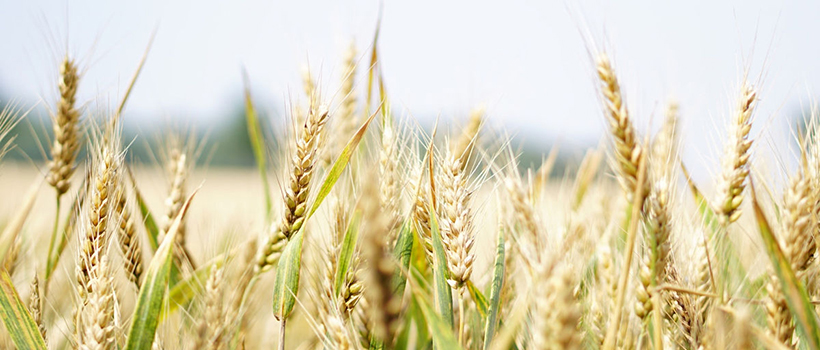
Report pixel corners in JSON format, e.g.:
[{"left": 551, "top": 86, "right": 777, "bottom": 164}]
[{"left": 2, "top": 1, "right": 820, "bottom": 180}]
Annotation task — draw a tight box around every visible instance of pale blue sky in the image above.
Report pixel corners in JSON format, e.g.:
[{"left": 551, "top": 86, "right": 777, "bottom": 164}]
[{"left": 1, "top": 0, "right": 818, "bottom": 179}]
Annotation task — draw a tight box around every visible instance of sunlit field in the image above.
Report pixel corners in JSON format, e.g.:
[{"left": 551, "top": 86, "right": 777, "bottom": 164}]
[{"left": 1, "top": 8, "right": 820, "bottom": 350}]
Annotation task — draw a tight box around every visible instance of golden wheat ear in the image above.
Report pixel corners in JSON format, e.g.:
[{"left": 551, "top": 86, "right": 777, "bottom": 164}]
[
  {"left": 114, "top": 181, "right": 142, "bottom": 290},
  {"left": 714, "top": 82, "right": 757, "bottom": 224},
  {"left": 360, "top": 171, "right": 400, "bottom": 346},
  {"left": 596, "top": 54, "right": 646, "bottom": 202},
  {"left": 192, "top": 263, "right": 226, "bottom": 349},
  {"left": 47, "top": 57, "right": 82, "bottom": 197},
  {"left": 255, "top": 104, "right": 330, "bottom": 275}
]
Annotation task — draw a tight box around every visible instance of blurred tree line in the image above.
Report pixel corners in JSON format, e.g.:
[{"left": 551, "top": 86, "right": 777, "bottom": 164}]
[
  {"left": 0, "top": 95, "right": 275, "bottom": 168},
  {"left": 0, "top": 87, "right": 571, "bottom": 173}
]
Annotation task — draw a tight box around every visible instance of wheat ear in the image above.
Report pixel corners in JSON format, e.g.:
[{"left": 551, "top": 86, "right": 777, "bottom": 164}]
[
  {"left": 114, "top": 181, "right": 141, "bottom": 289},
  {"left": 193, "top": 264, "right": 226, "bottom": 350},
  {"left": 652, "top": 101, "right": 680, "bottom": 179},
  {"left": 765, "top": 273, "right": 794, "bottom": 345},
  {"left": 635, "top": 178, "right": 673, "bottom": 321},
  {"left": 379, "top": 115, "right": 402, "bottom": 240},
  {"left": 77, "top": 256, "right": 116, "bottom": 350},
  {"left": 451, "top": 107, "right": 483, "bottom": 171},
  {"left": 714, "top": 82, "right": 756, "bottom": 224},
  {"left": 159, "top": 145, "right": 195, "bottom": 270},
  {"left": 77, "top": 138, "right": 119, "bottom": 300},
  {"left": 47, "top": 57, "right": 82, "bottom": 196},
  {"left": 438, "top": 145, "right": 476, "bottom": 288},
  {"left": 361, "top": 176, "right": 400, "bottom": 345},
  {"left": 256, "top": 105, "right": 329, "bottom": 273},
  {"left": 532, "top": 263, "right": 581, "bottom": 350},
  {"left": 29, "top": 274, "right": 46, "bottom": 343},
  {"left": 596, "top": 54, "right": 646, "bottom": 201},
  {"left": 765, "top": 169, "right": 814, "bottom": 345},
  {"left": 323, "top": 42, "right": 359, "bottom": 166}
]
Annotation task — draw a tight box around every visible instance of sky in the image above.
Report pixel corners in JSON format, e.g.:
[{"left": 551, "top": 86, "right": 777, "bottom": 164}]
[{"left": 1, "top": 0, "right": 819, "bottom": 181}]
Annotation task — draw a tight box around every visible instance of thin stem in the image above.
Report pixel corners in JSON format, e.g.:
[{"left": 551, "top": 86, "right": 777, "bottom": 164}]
[
  {"left": 656, "top": 284, "right": 719, "bottom": 299},
  {"left": 44, "top": 195, "right": 61, "bottom": 287},
  {"left": 237, "top": 275, "right": 260, "bottom": 322},
  {"left": 651, "top": 286, "right": 663, "bottom": 350},
  {"left": 458, "top": 288, "right": 465, "bottom": 346},
  {"left": 602, "top": 152, "right": 648, "bottom": 350},
  {"left": 279, "top": 318, "right": 287, "bottom": 350}
]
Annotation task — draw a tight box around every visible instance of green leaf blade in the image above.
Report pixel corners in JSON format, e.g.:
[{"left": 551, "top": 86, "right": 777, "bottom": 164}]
[
  {"left": 750, "top": 181, "right": 820, "bottom": 350},
  {"left": 129, "top": 169, "right": 160, "bottom": 252},
  {"left": 392, "top": 221, "right": 414, "bottom": 296},
  {"left": 411, "top": 281, "right": 462, "bottom": 350},
  {"left": 483, "top": 232, "right": 505, "bottom": 350},
  {"left": 308, "top": 106, "right": 380, "bottom": 219},
  {"left": 0, "top": 271, "right": 46, "bottom": 350},
  {"left": 124, "top": 190, "right": 198, "bottom": 350},
  {"left": 242, "top": 70, "right": 273, "bottom": 224},
  {"left": 271, "top": 230, "right": 305, "bottom": 320},
  {"left": 334, "top": 214, "right": 360, "bottom": 295},
  {"left": 428, "top": 207, "right": 454, "bottom": 329}
]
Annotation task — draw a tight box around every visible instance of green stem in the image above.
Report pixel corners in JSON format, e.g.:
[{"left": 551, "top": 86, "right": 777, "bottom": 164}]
[
  {"left": 279, "top": 318, "right": 287, "bottom": 350},
  {"left": 237, "top": 275, "right": 260, "bottom": 319},
  {"left": 44, "top": 195, "right": 61, "bottom": 287},
  {"left": 458, "top": 288, "right": 465, "bottom": 346}
]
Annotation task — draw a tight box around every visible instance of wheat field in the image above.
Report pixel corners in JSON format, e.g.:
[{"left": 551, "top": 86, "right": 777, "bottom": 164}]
[{"left": 0, "top": 24, "right": 817, "bottom": 350}]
